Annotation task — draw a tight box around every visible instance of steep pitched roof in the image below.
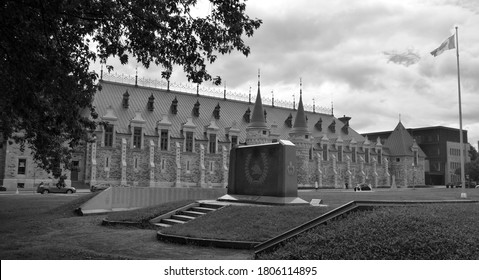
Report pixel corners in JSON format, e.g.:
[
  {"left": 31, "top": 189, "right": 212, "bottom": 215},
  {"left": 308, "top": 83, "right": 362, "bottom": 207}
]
[
  {"left": 92, "top": 80, "right": 367, "bottom": 144},
  {"left": 290, "top": 82, "right": 310, "bottom": 135},
  {"left": 384, "top": 122, "right": 426, "bottom": 157},
  {"left": 248, "top": 72, "right": 267, "bottom": 129}
]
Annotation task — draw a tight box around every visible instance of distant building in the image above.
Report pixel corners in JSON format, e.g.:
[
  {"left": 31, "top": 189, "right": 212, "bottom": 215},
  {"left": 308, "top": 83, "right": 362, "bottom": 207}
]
[
  {"left": 0, "top": 75, "right": 426, "bottom": 190},
  {"left": 364, "top": 126, "right": 470, "bottom": 185}
]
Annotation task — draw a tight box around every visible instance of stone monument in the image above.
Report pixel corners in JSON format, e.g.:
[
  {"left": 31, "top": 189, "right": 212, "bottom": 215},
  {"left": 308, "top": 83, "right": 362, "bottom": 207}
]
[{"left": 218, "top": 140, "right": 308, "bottom": 205}]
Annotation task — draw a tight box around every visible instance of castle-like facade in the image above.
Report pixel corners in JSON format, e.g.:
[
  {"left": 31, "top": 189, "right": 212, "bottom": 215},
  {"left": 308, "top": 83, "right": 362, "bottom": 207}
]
[{"left": 0, "top": 75, "right": 426, "bottom": 190}]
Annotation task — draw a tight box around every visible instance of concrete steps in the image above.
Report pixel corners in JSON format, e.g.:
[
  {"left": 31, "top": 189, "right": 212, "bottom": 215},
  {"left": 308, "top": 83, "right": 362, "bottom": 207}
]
[{"left": 151, "top": 202, "right": 225, "bottom": 228}]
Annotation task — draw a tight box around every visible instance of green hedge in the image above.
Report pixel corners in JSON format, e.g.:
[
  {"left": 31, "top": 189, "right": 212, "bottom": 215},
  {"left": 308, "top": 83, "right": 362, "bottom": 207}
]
[{"left": 258, "top": 203, "right": 479, "bottom": 260}]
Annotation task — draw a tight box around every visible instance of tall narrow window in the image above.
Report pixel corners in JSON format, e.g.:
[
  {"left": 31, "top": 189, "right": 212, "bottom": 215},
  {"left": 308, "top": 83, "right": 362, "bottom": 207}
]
[
  {"left": 322, "top": 144, "right": 328, "bottom": 161},
  {"left": 338, "top": 146, "right": 343, "bottom": 162},
  {"left": 413, "top": 150, "right": 418, "bottom": 166},
  {"left": 133, "top": 127, "right": 142, "bottom": 148},
  {"left": 185, "top": 131, "right": 193, "bottom": 152},
  {"left": 18, "top": 158, "right": 26, "bottom": 175},
  {"left": 231, "top": 136, "right": 238, "bottom": 149},
  {"left": 161, "top": 158, "right": 166, "bottom": 172},
  {"left": 352, "top": 147, "right": 357, "bottom": 163},
  {"left": 104, "top": 124, "right": 114, "bottom": 147},
  {"left": 377, "top": 149, "right": 382, "bottom": 164},
  {"left": 365, "top": 148, "right": 370, "bottom": 163},
  {"left": 209, "top": 134, "right": 216, "bottom": 154},
  {"left": 160, "top": 129, "right": 168, "bottom": 151}
]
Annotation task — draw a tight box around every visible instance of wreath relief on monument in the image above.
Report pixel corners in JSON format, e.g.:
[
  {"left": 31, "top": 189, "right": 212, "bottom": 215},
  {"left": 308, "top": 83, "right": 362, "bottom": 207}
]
[{"left": 244, "top": 151, "right": 269, "bottom": 185}]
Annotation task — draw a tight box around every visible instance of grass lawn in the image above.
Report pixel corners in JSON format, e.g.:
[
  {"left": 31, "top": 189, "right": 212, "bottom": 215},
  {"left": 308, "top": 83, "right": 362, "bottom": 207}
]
[
  {"left": 257, "top": 203, "right": 479, "bottom": 260},
  {"left": 160, "top": 205, "right": 330, "bottom": 242},
  {"left": 1, "top": 187, "right": 478, "bottom": 259},
  {"left": 161, "top": 187, "right": 479, "bottom": 243}
]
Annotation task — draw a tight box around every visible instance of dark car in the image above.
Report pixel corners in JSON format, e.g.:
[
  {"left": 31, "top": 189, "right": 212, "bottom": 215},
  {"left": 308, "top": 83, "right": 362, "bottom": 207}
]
[
  {"left": 354, "top": 183, "right": 372, "bottom": 191},
  {"left": 454, "top": 181, "right": 477, "bottom": 188},
  {"left": 36, "top": 182, "right": 76, "bottom": 194},
  {"left": 90, "top": 183, "right": 129, "bottom": 192}
]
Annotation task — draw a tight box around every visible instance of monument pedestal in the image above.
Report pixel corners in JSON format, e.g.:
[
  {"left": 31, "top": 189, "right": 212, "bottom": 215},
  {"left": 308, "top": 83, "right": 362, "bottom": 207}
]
[
  {"left": 218, "top": 194, "right": 308, "bottom": 205},
  {"left": 220, "top": 140, "right": 308, "bottom": 205}
]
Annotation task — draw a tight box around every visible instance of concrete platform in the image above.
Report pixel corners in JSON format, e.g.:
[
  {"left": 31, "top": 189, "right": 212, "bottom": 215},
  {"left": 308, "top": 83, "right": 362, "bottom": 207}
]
[{"left": 218, "top": 194, "right": 308, "bottom": 205}]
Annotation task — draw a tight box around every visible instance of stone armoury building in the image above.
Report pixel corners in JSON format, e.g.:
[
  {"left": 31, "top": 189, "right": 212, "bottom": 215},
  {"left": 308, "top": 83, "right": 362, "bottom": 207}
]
[{"left": 0, "top": 75, "right": 426, "bottom": 190}]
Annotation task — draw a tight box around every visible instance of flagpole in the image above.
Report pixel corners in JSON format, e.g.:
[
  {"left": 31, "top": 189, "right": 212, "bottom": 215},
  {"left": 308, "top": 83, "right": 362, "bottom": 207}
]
[{"left": 455, "top": 26, "right": 466, "bottom": 198}]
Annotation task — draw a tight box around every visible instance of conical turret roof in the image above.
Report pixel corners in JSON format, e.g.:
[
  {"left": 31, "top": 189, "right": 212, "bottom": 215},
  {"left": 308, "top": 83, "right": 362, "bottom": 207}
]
[
  {"left": 290, "top": 79, "right": 310, "bottom": 135},
  {"left": 248, "top": 71, "right": 267, "bottom": 128}
]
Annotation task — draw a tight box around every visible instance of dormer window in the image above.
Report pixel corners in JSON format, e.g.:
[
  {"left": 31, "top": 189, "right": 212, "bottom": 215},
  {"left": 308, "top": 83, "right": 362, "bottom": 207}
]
[
  {"left": 133, "top": 127, "right": 142, "bottom": 149},
  {"left": 315, "top": 118, "right": 322, "bottom": 131},
  {"left": 243, "top": 107, "right": 251, "bottom": 123},
  {"left": 209, "top": 133, "right": 217, "bottom": 154},
  {"left": 231, "top": 135, "right": 238, "bottom": 148},
  {"left": 122, "top": 90, "right": 130, "bottom": 108},
  {"left": 285, "top": 113, "right": 293, "bottom": 128},
  {"left": 193, "top": 100, "right": 200, "bottom": 117},
  {"left": 130, "top": 111, "right": 146, "bottom": 149},
  {"left": 185, "top": 132, "right": 194, "bottom": 152},
  {"left": 329, "top": 120, "right": 336, "bottom": 133},
  {"left": 104, "top": 124, "right": 114, "bottom": 147},
  {"left": 101, "top": 106, "right": 118, "bottom": 147},
  {"left": 160, "top": 129, "right": 169, "bottom": 151},
  {"left": 157, "top": 114, "right": 172, "bottom": 151},
  {"left": 171, "top": 97, "right": 178, "bottom": 114},
  {"left": 147, "top": 94, "right": 155, "bottom": 111},
  {"left": 182, "top": 117, "right": 196, "bottom": 153},
  {"left": 213, "top": 103, "right": 220, "bottom": 120}
]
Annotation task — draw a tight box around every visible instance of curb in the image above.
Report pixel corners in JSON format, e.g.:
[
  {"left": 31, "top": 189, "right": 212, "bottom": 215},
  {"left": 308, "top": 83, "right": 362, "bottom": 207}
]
[
  {"left": 101, "top": 218, "right": 143, "bottom": 227},
  {"left": 157, "top": 232, "right": 259, "bottom": 250}
]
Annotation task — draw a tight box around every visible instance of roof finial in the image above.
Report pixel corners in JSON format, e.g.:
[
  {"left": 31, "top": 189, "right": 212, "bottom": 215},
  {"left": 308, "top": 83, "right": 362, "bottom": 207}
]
[
  {"left": 300, "top": 77, "right": 303, "bottom": 98},
  {"left": 248, "top": 86, "right": 252, "bottom": 104},
  {"left": 331, "top": 101, "right": 334, "bottom": 116},
  {"left": 224, "top": 81, "right": 226, "bottom": 100},
  {"left": 135, "top": 66, "right": 138, "bottom": 87},
  {"left": 293, "top": 91, "right": 296, "bottom": 110},
  {"left": 399, "top": 113, "right": 401, "bottom": 123},
  {"left": 313, "top": 98, "right": 315, "bottom": 113},
  {"left": 272, "top": 90, "right": 275, "bottom": 107},
  {"left": 100, "top": 64, "right": 103, "bottom": 81},
  {"left": 258, "top": 69, "right": 261, "bottom": 88}
]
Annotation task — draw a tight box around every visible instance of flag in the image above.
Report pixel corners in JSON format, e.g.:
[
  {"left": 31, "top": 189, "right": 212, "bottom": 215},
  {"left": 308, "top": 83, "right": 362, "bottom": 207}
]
[{"left": 430, "top": 34, "right": 455, "bottom": 57}]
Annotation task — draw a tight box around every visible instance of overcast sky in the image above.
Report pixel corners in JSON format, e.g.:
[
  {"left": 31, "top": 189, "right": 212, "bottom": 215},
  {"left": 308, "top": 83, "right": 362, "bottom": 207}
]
[{"left": 93, "top": 0, "right": 479, "bottom": 150}]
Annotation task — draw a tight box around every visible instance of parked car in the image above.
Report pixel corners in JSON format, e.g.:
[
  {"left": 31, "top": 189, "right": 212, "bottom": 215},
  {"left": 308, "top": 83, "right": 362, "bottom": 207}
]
[
  {"left": 354, "top": 183, "right": 372, "bottom": 191},
  {"left": 90, "top": 183, "right": 129, "bottom": 192},
  {"left": 36, "top": 182, "right": 76, "bottom": 194},
  {"left": 454, "top": 181, "right": 477, "bottom": 188}
]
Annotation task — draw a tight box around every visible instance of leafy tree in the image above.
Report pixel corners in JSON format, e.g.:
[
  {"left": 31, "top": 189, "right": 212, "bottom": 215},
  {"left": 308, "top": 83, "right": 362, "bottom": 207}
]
[
  {"left": 455, "top": 158, "right": 479, "bottom": 183},
  {"left": 469, "top": 145, "right": 478, "bottom": 161},
  {"left": 0, "top": 0, "right": 261, "bottom": 177}
]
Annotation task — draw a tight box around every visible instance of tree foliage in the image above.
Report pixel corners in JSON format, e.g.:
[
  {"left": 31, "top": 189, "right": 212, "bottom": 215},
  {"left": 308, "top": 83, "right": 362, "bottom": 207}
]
[{"left": 0, "top": 0, "right": 261, "bottom": 176}]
